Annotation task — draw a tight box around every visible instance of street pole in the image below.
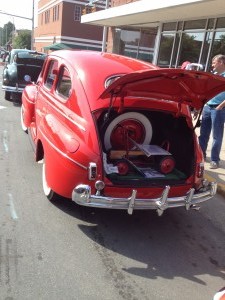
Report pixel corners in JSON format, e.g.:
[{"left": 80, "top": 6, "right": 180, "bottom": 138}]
[
  {"left": 102, "top": 0, "right": 109, "bottom": 52},
  {"left": 31, "top": 0, "right": 35, "bottom": 49}
]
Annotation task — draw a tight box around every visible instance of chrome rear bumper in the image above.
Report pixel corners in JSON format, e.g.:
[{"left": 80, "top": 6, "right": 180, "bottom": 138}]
[
  {"left": 2, "top": 85, "right": 24, "bottom": 93},
  {"left": 72, "top": 182, "right": 217, "bottom": 215}
]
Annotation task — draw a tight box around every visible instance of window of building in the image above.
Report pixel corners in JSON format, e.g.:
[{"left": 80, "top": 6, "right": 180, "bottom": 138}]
[
  {"left": 210, "top": 31, "right": 225, "bottom": 59},
  {"left": 207, "top": 18, "right": 215, "bottom": 29},
  {"left": 56, "top": 67, "right": 72, "bottom": 99},
  {"left": 74, "top": 5, "right": 81, "bottom": 21},
  {"left": 162, "top": 22, "right": 177, "bottom": 31},
  {"left": 216, "top": 17, "right": 225, "bottom": 29},
  {"left": 53, "top": 5, "right": 60, "bottom": 22},
  {"left": 112, "top": 18, "right": 225, "bottom": 71},
  {"left": 44, "top": 60, "right": 58, "bottom": 90},
  {"left": 119, "top": 29, "right": 140, "bottom": 58},
  {"left": 171, "top": 33, "right": 181, "bottom": 68},
  {"left": 45, "top": 9, "right": 50, "bottom": 24},
  {"left": 157, "top": 33, "right": 175, "bottom": 67},
  {"left": 178, "top": 32, "right": 205, "bottom": 66},
  {"left": 157, "top": 18, "right": 225, "bottom": 70},
  {"left": 199, "top": 31, "right": 213, "bottom": 68},
  {"left": 184, "top": 19, "right": 207, "bottom": 30},
  {"left": 112, "top": 28, "right": 157, "bottom": 62}
]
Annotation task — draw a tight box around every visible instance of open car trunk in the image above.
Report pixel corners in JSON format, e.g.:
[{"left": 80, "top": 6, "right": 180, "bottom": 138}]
[
  {"left": 95, "top": 68, "right": 225, "bottom": 187},
  {"left": 17, "top": 65, "right": 42, "bottom": 86},
  {"left": 97, "top": 108, "right": 195, "bottom": 187}
]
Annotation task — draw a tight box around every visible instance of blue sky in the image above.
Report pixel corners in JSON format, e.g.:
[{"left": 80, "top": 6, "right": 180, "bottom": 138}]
[{"left": 0, "top": 0, "right": 38, "bottom": 30}]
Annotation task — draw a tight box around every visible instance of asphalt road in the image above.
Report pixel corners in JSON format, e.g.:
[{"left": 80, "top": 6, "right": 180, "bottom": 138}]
[{"left": 0, "top": 66, "right": 224, "bottom": 300}]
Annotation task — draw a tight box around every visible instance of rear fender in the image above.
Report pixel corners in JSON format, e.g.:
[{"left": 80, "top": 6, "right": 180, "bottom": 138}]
[{"left": 22, "top": 84, "right": 38, "bottom": 127}]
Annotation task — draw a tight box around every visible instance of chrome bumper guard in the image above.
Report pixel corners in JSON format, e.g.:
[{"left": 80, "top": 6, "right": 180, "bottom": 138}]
[
  {"left": 72, "top": 182, "right": 217, "bottom": 216},
  {"left": 2, "top": 85, "right": 23, "bottom": 93}
]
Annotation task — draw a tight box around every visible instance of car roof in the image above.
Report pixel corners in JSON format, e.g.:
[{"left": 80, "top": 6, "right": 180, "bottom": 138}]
[
  {"left": 48, "top": 50, "right": 158, "bottom": 108},
  {"left": 47, "top": 50, "right": 225, "bottom": 111}
]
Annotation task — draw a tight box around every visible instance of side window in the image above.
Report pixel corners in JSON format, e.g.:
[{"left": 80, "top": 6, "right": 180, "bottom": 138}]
[
  {"left": 56, "top": 67, "right": 72, "bottom": 99},
  {"left": 44, "top": 60, "right": 58, "bottom": 89}
]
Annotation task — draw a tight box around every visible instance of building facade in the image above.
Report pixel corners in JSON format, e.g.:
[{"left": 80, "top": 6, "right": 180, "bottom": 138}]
[
  {"left": 81, "top": 0, "right": 225, "bottom": 71},
  {"left": 34, "top": 0, "right": 107, "bottom": 52}
]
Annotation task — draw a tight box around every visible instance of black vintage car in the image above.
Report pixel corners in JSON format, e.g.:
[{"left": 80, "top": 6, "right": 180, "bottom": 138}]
[{"left": 2, "top": 49, "right": 46, "bottom": 101}]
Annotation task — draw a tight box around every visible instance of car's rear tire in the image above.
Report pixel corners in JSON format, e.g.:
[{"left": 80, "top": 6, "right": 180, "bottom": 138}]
[
  {"left": 20, "top": 105, "right": 28, "bottom": 133},
  {"left": 5, "top": 91, "right": 11, "bottom": 101},
  {"left": 12, "top": 92, "right": 22, "bottom": 103},
  {"left": 42, "top": 160, "right": 58, "bottom": 201}
]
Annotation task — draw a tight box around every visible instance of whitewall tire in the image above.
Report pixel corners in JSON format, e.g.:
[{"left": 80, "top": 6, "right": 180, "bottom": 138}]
[
  {"left": 104, "top": 112, "right": 152, "bottom": 151},
  {"left": 20, "top": 105, "right": 28, "bottom": 133},
  {"left": 42, "top": 160, "right": 57, "bottom": 201}
]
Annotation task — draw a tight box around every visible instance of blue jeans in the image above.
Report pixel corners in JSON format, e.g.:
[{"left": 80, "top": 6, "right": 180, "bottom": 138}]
[{"left": 199, "top": 104, "right": 225, "bottom": 162}]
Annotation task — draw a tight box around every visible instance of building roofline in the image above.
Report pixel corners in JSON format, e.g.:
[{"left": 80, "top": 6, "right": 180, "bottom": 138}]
[{"left": 81, "top": 0, "right": 225, "bottom": 27}]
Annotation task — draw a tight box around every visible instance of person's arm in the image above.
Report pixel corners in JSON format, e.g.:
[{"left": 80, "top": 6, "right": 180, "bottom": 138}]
[{"left": 216, "top": 99, "right": 225, "bottom": 110}]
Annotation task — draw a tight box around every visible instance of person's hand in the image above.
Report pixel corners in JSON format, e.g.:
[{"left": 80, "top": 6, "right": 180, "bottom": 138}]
[
  {"left": 192, "top": 109, "right": 199, "bottom": 120},
  {"left": 215, "top": 99, "right": 225, "bottom": 110},
  {"left": 216, "top": 103, "right": 224, "bottom": 110}
]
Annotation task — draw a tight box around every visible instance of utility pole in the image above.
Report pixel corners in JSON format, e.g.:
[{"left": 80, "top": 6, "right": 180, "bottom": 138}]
[{"left": 31, "top": 0, "right": 35, "bottom": 49}]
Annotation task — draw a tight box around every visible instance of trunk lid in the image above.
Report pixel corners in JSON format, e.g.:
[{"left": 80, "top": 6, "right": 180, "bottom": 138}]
[{"left": 100, "top": 68, "right": 225, "bottom": 110}]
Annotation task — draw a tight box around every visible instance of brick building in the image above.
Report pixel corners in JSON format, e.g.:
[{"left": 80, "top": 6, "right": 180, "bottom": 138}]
[{"left": 34, "top": 0, "right": 107, "bottom": 52}]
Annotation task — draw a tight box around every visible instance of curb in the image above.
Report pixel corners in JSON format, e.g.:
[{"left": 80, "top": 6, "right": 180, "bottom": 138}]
[{"left": 204, "top": 172, "right": 225, "bottom": 198}]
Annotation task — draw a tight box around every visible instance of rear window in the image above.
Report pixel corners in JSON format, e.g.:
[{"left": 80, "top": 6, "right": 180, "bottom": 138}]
[
  {"left": 44, "top": 59, "right": 58, "bottom": 90},
  {"left": 105, "top": 74, "right": 125, "bottom": 88},
  {"left": 15, "top": 52, "right": 46, "bottom": 66},
  {"left": 56, "top": 67, "right": 72, "bottom": 99}
]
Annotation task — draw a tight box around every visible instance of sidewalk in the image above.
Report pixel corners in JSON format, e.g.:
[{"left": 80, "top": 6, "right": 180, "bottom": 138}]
[{"left": 196, "top": 127, "right": 225, "bottom": 198}]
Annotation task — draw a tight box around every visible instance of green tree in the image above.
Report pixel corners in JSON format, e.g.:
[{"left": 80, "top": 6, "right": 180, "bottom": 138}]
[
  {"left": 2, "top": 22, "right": 15, "bottom": 46},
  {"left": 12, "top": 30, "right": 31, "bottom": 49}
]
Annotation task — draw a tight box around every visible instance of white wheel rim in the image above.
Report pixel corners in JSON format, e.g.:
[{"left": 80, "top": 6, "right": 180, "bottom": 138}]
[{"left": 104, "top": 112, "right": 152, "bottom": 151}]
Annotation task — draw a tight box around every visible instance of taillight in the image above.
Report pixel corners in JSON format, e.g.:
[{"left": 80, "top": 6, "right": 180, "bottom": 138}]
[
  {"left": 88, "top": 162, "right": 97, "bottom": 180},
  {"left": 196, "top": 162, "right": 204, "bottom": 178}
]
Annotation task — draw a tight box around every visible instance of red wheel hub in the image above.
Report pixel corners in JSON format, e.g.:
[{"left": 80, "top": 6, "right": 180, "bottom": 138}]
[
  {"left": 110, "top": 120, "right": 145, "bottom": 149},
  {"left": 159, "top": 156, "right": 175, "bottom": 174},
  {"left": 116, "top": 161, "right": 129, "bottom": 175}
]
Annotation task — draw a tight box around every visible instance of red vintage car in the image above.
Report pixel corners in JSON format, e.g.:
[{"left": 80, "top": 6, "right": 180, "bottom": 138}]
[{"left": 21, "top": 50, "right": 225, "bottom": 215}]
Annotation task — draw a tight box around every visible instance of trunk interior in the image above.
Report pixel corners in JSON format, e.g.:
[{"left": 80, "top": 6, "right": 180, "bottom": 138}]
[
  {"left": 17, "top": 65, "right": 42, "bottom": 84},
  {"left": 97, "top": 108, "right": 195, "bottom": 187}
]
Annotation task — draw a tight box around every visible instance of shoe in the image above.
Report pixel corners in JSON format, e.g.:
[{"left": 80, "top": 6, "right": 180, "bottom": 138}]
[{"left": 209, "top": 161, "right": 219, "bottom": 169}]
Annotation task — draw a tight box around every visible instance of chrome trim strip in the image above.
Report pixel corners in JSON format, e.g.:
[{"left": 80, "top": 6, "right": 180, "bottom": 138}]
[{"left": 72, "top": 182, "right": 217, "bottom": 215}]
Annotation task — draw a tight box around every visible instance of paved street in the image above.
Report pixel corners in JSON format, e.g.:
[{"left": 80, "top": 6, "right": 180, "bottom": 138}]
[{"left": 0, "top": 65, "right": 224, "bottom": 300}]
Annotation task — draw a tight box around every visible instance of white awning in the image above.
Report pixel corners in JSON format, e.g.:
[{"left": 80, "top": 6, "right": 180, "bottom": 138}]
[{"left": 81, "top": 0, "right": 225, "bottom": 28}]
